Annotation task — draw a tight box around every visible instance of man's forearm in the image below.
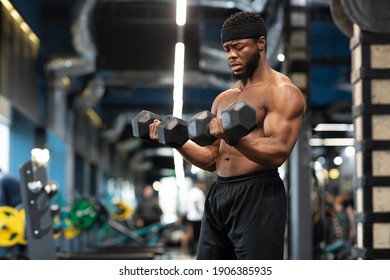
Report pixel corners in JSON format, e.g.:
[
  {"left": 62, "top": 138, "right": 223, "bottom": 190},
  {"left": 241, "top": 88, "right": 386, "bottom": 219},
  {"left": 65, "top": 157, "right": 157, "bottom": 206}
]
[{"left": 177, "top": 141, "right": 218, "bottom": 172}]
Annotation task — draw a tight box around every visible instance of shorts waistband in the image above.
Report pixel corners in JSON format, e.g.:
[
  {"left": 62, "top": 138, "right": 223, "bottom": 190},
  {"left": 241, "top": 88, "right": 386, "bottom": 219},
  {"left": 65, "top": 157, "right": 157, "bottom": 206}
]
[{"left": 217, "top": 169, "right": 279, "bottom": 184}]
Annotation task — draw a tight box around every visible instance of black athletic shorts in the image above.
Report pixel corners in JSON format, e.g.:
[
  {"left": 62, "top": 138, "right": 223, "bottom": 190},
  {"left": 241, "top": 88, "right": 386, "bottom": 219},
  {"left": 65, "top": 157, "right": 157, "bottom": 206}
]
[{"left": 196, "top": 169, "right": 287, "bottom": 260}]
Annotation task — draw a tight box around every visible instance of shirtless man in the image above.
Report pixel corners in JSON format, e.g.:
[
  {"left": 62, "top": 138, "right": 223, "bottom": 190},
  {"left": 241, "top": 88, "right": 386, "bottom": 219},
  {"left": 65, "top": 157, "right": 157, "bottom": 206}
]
[{"left": 149, "top": 11, "right": 306, "bottom": 259}]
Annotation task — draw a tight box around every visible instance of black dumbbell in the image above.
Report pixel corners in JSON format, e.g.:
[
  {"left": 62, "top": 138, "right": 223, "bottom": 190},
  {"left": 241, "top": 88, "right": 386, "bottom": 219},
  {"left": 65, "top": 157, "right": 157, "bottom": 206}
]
[
  {"left": 187, "top": 100, "right": 256, "bottom": 146},
  {"left": 221, "top": 99, "right": 257, "bottom": 141},
  {"left": 157, "top": 115, "right": 189, "bottom": 149},
  {"left": 187, "top": 110, "right": 217, "bottom": 146},
  {"left": 131, "top": 110, "right": 162, "bottom": 141},
  {"left": 132, "top": 110, "right": 189, "bottom": 148}
]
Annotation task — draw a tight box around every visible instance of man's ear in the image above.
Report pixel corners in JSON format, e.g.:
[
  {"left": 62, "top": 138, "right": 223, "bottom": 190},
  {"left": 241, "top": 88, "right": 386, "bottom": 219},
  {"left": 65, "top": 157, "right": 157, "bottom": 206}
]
[{"left": 257, "top": 36, "right": 266, "bottom": 51}]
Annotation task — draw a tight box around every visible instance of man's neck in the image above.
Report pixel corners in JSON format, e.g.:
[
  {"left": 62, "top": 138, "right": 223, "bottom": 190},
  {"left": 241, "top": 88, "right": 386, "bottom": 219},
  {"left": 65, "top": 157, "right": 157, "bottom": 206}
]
[{"left": 239, "top": 62, "right": 271, "bottom": 88}]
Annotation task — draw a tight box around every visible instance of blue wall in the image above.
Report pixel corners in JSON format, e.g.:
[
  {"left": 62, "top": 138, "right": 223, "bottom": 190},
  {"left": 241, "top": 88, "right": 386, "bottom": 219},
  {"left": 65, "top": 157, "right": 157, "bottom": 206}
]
[
  {"left": 310, "top": 21, "right": 352, "bottom": 106},
  {"left": 10, "top": 109, "right": 35, "bottom": 178}
]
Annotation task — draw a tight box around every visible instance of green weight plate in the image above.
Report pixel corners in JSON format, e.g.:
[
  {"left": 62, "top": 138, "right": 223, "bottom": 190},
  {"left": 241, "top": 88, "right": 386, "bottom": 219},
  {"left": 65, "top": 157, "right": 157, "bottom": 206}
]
[{"left": 69, "top": 199, "right": 99, "bottom": 231}]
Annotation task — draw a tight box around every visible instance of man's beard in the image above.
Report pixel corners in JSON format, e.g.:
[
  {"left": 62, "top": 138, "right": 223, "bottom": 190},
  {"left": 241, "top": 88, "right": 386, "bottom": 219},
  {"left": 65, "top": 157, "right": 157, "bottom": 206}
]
[{"left": 232, "top": 50, "right": 260, "bottom": 81}]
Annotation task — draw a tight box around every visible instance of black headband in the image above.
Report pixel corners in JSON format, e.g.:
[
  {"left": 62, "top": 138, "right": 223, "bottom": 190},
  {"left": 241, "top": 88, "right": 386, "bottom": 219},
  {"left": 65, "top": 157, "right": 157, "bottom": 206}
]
[{"left": 220, "top": 23, "right": 267, "bottom": 44}]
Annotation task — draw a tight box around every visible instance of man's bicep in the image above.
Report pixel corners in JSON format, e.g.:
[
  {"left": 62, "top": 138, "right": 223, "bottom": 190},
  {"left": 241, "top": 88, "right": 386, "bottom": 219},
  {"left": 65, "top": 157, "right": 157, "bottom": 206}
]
[{"left": 263, "top": 106, "right": 303, "bottom": 147}]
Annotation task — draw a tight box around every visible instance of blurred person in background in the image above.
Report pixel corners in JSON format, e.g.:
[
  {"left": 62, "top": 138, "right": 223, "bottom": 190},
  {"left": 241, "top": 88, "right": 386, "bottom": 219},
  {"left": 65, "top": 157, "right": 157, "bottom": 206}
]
[
  {"left": 134, "top": 184, "right": 163, "bottom": 228},
  {"left": 183, "top": 180, "right": 207, "bottom": 256}
]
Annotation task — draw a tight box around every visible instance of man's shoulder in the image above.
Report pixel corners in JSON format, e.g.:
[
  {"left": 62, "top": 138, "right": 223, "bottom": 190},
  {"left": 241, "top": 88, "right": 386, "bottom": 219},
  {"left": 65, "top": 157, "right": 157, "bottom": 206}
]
[{"left": 265, "top": 72, "right": 303, "bottom": 98}]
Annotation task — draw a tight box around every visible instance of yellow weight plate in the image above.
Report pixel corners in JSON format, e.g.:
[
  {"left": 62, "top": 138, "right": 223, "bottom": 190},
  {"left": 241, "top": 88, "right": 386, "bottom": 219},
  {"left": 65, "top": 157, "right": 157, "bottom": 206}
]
[
  {"left": 0, "top": 206, "right": 24, "bottom": 247},
  {"left": 111, "top": 200, "right": 133, "bottom": 221}
]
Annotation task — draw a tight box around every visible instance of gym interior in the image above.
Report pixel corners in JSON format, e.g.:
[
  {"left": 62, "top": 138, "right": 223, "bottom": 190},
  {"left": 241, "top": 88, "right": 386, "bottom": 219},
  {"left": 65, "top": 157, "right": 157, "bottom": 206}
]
[{"left": 0, "top": 0, "right": 389, "bottom": 260}]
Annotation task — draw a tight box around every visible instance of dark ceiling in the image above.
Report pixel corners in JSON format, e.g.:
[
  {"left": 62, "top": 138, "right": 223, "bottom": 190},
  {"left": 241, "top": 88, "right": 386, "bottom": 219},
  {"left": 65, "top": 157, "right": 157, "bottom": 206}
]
[
  {"left": 14, "top": 0, "right": 352, "bottom": 117},
  {"left": 11, "top": 0, "right": 352, "bottom": 177}
]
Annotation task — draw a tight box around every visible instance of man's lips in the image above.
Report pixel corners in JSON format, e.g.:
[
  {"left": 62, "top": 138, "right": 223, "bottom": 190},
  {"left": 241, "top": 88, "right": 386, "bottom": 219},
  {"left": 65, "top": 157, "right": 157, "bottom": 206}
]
[{"left": 230, "top": 64, "right": 241, "bottom": 71}]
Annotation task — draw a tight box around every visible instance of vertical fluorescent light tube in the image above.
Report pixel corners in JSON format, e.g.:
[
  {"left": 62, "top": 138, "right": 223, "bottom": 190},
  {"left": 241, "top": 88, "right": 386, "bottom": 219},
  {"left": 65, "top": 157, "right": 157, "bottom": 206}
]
[
  {"left": 173, "top": 42, "right": 185, "bottom": 187},
  {"left": 174, "top": 149, "right": 186, "bottom": 187},
  {"left": 173, "top": 42, "right": 185, "bottom": 118},
  {"left": 176, "top": 0, "right": 187, "bottom": 26},
  {"left": 174, "top": 0, "right": 187, "bottom": 188}
]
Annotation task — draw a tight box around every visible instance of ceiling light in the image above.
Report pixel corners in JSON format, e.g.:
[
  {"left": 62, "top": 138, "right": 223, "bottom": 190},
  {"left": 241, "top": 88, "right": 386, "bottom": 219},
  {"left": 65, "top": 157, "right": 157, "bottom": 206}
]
[
  {"left": 152, "top": 181, "right": 161, "bottom": 192},
  {"left": 31, "top": 148, "right": 50, "bottom": 166},
  {"left": 314, "top": 123, "right": 354, "bottom": 132},
  {"left": 329, "top": 168, "right": 340, "bottom": 180},
  {"left": 345, "top": 146, "right": 355, "bottom": 157},
  {"left": 176, "top": 0, "right": 187, "bottom": 26},
  {"left": 316, "top": 156, "right": 326, "bottom": 165},
  {"left": 174, "top": 0, "right": 187, "bottom": 188},
  {"left": 309, "top": 138, "right": 354, "bottom": 146},
  {"left": 1, "top": 0, "right": 39, "bottom": 45},
  {"left": 173, "top": 42, "right": 185, "bottom": 118},
  {"left": 277, "top": 53, "right": 285, "bottom": 62},
  {"left": 333, "top": 156, "right": 343, "bottom": 166}
]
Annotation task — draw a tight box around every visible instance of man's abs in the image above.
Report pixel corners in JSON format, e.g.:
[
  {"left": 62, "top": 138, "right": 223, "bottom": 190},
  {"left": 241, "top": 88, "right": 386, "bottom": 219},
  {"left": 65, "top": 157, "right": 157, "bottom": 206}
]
[{"left": 216, "top": 143, "right": 271, "bottom": 177}]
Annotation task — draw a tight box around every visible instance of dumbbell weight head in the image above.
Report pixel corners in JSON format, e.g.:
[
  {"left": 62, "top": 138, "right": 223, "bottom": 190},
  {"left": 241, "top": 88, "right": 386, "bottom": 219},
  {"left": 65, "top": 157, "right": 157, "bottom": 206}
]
[
  {"left": 132, "top": 110, "right": 162, "bottom": 141},
  {"left": 221, "top": 100, "right": 257, "bottom": 139},
  {"left": 157, "top": 116, "right": 189, "bottom": 149},
  {"left": 187, "top": 110, "right": 217, "bottom": 146}
]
